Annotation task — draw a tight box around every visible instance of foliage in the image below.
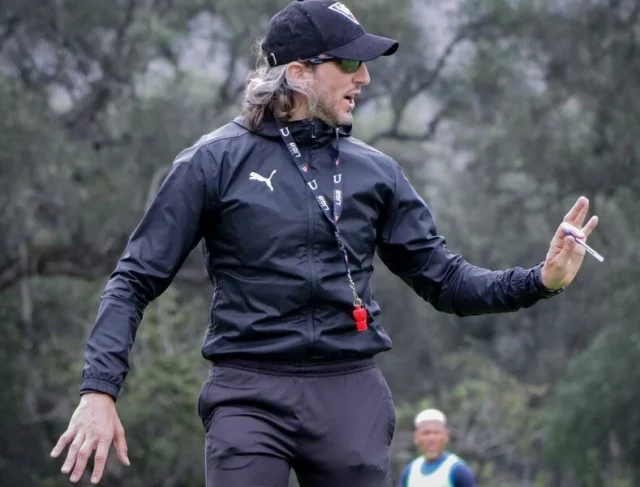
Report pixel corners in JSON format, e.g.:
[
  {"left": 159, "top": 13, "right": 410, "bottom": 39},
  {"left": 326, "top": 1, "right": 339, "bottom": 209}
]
[{"left": 545, "top": 324, "right": 640, "bottom": 486}]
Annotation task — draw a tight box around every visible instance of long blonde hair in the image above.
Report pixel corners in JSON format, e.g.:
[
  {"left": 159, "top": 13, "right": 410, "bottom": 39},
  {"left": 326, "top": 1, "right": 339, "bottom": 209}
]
[{"left": 242, "top": 38, "right": 317, "bottom": 130}]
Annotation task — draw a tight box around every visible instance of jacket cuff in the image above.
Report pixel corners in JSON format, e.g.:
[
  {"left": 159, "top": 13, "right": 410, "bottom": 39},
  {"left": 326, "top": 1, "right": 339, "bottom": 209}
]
[
  {"left": 80, "top": 379, "right": 120, "bottom": 401},
  {"left": 532, "top": 263, "right": 564, "bottom": 298}
]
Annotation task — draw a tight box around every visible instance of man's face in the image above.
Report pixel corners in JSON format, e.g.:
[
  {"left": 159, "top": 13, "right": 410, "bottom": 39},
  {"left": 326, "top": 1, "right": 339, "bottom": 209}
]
[
  {"left": 308, "top": 58, "right": 370, "bottom": 127},
  {"left": 414, "top": 421, "right": 449, "bottom": 461}
]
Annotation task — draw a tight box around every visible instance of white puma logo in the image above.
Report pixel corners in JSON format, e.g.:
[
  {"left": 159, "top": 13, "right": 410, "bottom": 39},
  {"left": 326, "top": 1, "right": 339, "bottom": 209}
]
[{"left": 249, "top": 169, "right": 277, "bottom": 191}]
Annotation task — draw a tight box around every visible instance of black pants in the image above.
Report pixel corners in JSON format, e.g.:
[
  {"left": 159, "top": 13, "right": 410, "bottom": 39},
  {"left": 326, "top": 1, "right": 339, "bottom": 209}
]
[{"left": 197, "top": 357, "right": 396, "bottom": 487}]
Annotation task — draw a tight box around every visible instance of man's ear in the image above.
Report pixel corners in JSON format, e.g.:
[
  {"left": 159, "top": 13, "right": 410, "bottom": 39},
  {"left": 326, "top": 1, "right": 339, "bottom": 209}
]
[{"left": 286, "top": 61, "right": 311, "bottom": 82}]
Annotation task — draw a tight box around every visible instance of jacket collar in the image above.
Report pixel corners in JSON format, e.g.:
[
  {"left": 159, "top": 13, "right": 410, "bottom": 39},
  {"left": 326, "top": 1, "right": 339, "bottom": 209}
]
[{"left": 233, "top": 111, "right": 352, "bottom": 148}]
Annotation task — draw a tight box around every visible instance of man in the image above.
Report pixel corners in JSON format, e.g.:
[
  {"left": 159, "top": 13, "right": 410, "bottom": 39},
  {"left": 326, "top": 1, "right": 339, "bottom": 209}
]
[
  {"left": 397, "top": 409, "right": 475, "bottom": 487},
  {"left": 50, "top": 0, "right": 599, "bottom": 486}
]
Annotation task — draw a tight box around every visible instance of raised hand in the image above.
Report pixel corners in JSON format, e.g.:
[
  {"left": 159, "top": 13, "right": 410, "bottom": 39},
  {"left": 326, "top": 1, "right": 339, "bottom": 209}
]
[{"left": 541, "top": 196, "right": 599, "bottom": 290}]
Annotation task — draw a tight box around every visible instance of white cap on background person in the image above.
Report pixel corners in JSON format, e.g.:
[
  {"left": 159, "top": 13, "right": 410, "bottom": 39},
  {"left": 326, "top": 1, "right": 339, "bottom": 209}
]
[{"left": 414, "top": 408, "right": 447, "bottom": 427}]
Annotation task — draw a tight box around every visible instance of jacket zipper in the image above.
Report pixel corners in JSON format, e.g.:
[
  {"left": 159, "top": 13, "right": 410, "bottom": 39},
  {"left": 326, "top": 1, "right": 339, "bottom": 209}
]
[{"left": 306, "top": 148, "right": 317, "bottom": 357}]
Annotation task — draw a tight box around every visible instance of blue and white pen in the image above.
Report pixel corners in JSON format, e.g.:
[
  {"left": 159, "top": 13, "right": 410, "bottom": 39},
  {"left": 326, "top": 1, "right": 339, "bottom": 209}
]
[{"left": 564, "top": 230, "right": 604, "bottom": 262}]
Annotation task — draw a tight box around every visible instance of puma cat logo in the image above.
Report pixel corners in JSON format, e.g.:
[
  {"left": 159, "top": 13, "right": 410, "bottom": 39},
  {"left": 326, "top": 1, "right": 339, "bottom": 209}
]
[{"left": 249, "top": 170, "right": 277, "bottom": 191}]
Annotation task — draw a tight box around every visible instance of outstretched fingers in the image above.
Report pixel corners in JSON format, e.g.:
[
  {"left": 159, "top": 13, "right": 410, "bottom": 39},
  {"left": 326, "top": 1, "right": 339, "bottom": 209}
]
[
  {"left": 50, "top": 425, "right": 77, "bottom": 460},
  {"left": 581, "top": 215, "right": 599, "bottom": 238},
  {"left": 563, "top": 196, "right": 589, "bottom": 227},
  {"left": 60, "top": 429, "right": 85, "bottom": 476},
  {"left": 90, "top": 437, "right": 112, "bottom": 484},
  {"left": 70, "top": 434, "right": 98, "bottom": 483},
  {"left": 114, "top": 419, "right": 130, "bottom": 467}
]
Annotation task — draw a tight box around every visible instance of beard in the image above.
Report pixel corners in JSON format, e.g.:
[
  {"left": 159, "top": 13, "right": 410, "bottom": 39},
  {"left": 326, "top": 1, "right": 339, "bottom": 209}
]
[{"left": 309, "top": 85, "right": 352, "bottom": 128}]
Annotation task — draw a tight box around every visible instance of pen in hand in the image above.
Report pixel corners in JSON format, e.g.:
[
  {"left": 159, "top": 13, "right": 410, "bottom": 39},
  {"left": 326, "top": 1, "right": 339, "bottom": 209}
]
[{"left": 564, "top": 230, "right": 604, "bottom": 262}]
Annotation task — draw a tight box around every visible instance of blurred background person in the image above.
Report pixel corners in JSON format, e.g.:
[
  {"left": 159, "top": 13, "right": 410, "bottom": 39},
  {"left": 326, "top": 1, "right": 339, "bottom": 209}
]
[{"left": 396, "top": 408, "right": 475, "bottom": 487}]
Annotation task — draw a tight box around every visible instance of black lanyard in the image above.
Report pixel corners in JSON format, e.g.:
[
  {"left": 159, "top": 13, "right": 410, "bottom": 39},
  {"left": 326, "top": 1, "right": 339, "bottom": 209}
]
[{"left": 276, "top": 119, "right": 368, "bottom": 331}]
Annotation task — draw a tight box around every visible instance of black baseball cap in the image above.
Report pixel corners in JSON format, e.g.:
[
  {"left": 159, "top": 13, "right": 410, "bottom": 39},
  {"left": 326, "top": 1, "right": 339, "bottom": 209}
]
[{"left": 262, "top": 0, "right": 399, "bottom": 67}]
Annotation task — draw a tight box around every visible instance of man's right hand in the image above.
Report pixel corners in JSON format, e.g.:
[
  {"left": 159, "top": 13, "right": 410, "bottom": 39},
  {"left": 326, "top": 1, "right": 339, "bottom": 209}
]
[{"left": 50, "top": 392, "right": 130, "bottom": 484}]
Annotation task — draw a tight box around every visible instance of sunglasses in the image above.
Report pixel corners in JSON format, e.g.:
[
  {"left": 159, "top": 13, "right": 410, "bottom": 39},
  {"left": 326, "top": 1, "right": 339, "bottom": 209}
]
[{"left": 304, "top": 56, "right": 363, "bottom": 74}]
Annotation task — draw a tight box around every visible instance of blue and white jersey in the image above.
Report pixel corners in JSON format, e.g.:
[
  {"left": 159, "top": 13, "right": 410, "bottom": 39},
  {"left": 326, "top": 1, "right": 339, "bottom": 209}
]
[{"left": 397, "top": 452, "right": 475, "bottom": 487}]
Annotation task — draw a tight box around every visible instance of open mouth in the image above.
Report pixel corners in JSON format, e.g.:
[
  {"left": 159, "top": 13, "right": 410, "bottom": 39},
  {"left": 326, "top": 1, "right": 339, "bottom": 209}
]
[{"left": 344, "top": 94, "right": 357, "bottom": 108}]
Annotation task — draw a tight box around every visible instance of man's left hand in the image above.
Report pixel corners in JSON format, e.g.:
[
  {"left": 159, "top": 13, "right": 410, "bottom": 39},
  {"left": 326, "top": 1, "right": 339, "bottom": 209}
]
[{"left": 541, "top": 196, "right": 599, "bottom": 290}]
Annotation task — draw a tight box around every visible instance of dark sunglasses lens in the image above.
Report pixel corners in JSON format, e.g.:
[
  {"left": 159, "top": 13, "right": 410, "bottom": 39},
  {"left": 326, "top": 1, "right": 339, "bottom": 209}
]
[{"left": 340, "top": 59, "right": 361, "bottom": 73}]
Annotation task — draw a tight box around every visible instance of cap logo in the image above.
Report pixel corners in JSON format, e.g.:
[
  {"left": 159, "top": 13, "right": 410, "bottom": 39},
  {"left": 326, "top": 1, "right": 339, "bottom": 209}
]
[{"left": 328, "top": 2, "right": 360, "bottom": 25}]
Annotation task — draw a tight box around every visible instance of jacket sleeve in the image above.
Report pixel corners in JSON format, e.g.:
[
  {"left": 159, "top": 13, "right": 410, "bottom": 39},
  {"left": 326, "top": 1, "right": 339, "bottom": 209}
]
[
  {"left": 451, "top": 463, "right": 476, "bottom": 487},
  {"left": 376, "top": 161, "right": 559, "bottom": 316},
  {"left": 80, "top": 146, "right": 216, "bottom": 399},
  {"left": 395, "top": 463, "right": 410, "bottom": 487}
]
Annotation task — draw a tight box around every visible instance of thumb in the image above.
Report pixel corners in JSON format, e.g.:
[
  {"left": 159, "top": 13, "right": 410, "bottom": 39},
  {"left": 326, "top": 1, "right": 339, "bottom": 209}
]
[{"left": 113, "top": 420, "right": 130, "bottom": 466}]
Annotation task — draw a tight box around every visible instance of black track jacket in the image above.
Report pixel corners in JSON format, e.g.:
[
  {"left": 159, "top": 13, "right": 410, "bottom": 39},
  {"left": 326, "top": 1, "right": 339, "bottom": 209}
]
[{"left": 81, "top": 112, "right": 555, "bottom": 399}]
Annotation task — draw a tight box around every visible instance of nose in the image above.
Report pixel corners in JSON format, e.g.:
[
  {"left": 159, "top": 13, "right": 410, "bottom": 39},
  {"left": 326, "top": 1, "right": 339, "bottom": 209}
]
[{"left": 354, "top": 62, "right": 370, "bottom": 86}]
